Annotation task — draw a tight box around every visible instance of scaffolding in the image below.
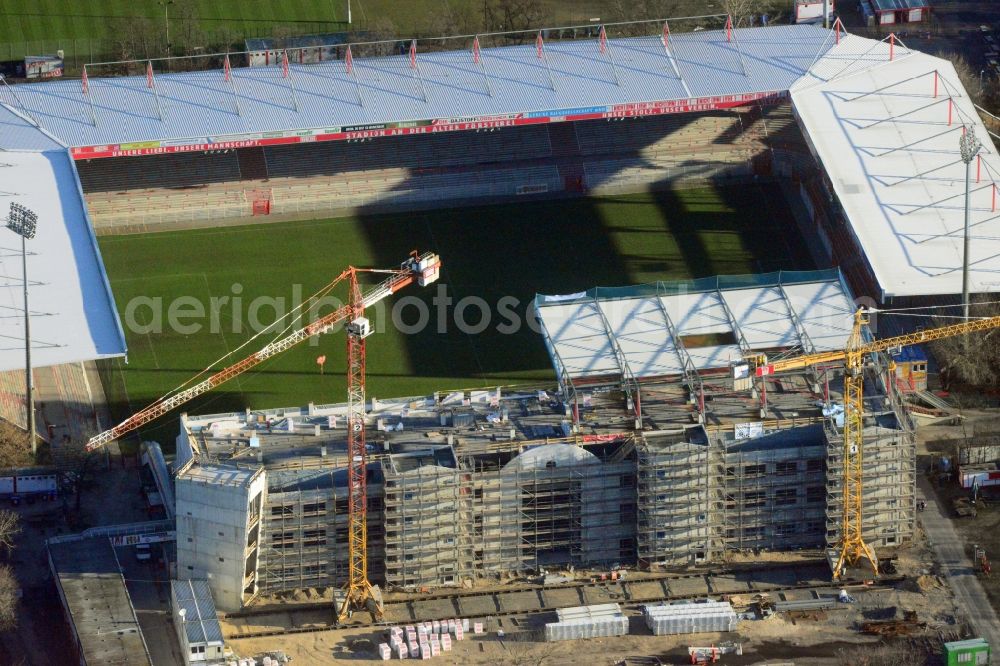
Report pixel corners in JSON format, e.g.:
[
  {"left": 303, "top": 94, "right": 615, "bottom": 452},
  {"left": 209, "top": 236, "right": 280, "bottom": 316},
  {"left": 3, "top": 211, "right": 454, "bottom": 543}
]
[
  {"left": 380, "top": 443, "right": 635, "bottom": 588},
  {"left": 637, "top": 427, "right": 724, "bottom": 568},
  {"left": 824, "top": 421, "right": 915, "bottom": 550},
  {"left": 256, "top": 472, "right": 385, "bottom": 595},
  {"left": 721, "top": 427, "right": 828, "bottom": 552},
  {"left": 176, "top": 356, "right": 916, "bottom": 607},
  {"left": 633, "top": 368, "right": 915, "bottom": 568}
]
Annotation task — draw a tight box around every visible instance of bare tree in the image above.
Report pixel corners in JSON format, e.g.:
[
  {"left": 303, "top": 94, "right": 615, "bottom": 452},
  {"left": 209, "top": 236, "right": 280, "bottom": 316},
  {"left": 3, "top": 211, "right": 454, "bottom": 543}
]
[
  {"left": 943, "top": 51, "right": 984, "bottom": 103},
  {"left": 483, "top": 0, "right": 548, "bottom": 41},
  {"left": 104, "top": 16, "right": 164, "bottom": 73},
  {"left": 171, "top": 0, "right": 206, "bottom": 58},
  {"left": 609, "top": 0, "right": 661, "bottom": 23},
  {"left": 0, "top": 421, "right": 33, "bottom": 470},
  {"left": 0, "top": 511, "right": 19, "bottom": 553},
  {"left": 724, "top": 0, "right": 758, "bottom": 27},
  {"left": 205, "top": 26, "right": 243, "bottom": 58},
  {"left": 837, "top": 642, "right": 926, "bottom": 666},
  {"left": 929, "top": 296, "right": 1000, "bottom": 388},
  {"left": 0, "top": 564, "right": 17, "bottom": 631}
]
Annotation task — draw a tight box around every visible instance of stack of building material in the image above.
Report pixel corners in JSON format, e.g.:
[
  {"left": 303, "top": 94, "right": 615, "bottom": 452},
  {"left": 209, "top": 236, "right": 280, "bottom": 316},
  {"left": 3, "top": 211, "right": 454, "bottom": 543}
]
[
  {"left": 773, "top": 598, "right": 837, "bottom": 612},
  {"left": 385, "top": 619, "right": 469, "bottom": 659},
  {"left": 642, "top": 601, "right": 737, "bottom": 636},
  {"left": 378, "top": 643, "right": 391, "bottom": 660},
  {"left": 544, "top": 603, "right": 630, "bottom": 642}
]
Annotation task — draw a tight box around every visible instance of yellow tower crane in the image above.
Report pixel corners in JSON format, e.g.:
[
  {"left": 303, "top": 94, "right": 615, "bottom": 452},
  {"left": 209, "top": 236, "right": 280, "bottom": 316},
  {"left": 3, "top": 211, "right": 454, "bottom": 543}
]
[{"left": 750, "top": 308, "right": 1000, "bottom": 579}]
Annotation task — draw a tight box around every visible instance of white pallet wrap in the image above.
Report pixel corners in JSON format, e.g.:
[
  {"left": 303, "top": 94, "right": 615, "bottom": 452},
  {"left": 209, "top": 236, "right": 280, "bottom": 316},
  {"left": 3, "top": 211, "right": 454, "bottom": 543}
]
[
  {"left": 642, "top": 601, "right": 738, "bottom": 636},
  {"left": 544, "top": 604, "right": 630, "bottom": 642}
]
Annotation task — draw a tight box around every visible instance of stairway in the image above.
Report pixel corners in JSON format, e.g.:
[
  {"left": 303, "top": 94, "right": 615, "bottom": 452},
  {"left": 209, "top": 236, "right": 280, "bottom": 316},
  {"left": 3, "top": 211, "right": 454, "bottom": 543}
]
[
  {"left": 237, "top": 147, "right": 269, "bottom": 181},
  {"left": 558, "top": 162, "right": 587, "bottom": 192},
  {"left": 547, "top": 122, "right": 581, "bottom": 158}
]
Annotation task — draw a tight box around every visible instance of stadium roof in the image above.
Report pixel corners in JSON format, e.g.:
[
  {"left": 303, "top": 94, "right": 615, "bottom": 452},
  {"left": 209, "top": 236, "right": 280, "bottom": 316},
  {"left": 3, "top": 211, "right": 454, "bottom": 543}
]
[
  {"left": 791, "top": 38, "right": 1000, "bottom": 299},
  {"left": 0, "top": 21, "right": 994, "bottom": 301},
  {"left": 535, "top": 270, "right": 856, "bottom": 384},
  {"left": 0, "top": 150, "right": 126, "bottom": 370},
  {"left": 0, "top": 104, "right": 64, "bottom": 151},
  {"left": 0, "top": 23, "right": 834, "bottom": 156}
]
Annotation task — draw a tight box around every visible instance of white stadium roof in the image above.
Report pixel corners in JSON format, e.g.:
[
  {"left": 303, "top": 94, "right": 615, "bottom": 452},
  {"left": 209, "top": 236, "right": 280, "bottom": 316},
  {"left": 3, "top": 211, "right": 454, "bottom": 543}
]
[
  {"left": 0, "top": 24, "right": 832, "bottom": 153},
  {"left": 0, "top": 21, "right": 996, "bottom": 302},
  {"left": 0, "top": 151, "right": 125, "bottom": 370},
  {"left": 536, "top": 270, "right": 856, "bottom": 384},
  {"left": 791, "top": 39, "right": 1000, "bottom": 299}
]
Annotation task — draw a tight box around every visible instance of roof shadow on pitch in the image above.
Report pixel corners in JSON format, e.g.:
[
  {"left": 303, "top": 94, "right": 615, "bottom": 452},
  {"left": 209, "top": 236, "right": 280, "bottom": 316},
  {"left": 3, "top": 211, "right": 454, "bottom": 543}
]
[
  {"left": 342, "top": 112, "right": 815, "bottom": 391},
  {"left": 648, "top": 181, "right": 815, "bottom": 280}
]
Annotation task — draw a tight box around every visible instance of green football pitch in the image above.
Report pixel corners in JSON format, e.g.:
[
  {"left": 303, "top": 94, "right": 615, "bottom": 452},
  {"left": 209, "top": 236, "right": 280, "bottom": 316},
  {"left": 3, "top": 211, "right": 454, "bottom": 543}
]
[
  {"left": 96, "top": 184, "right": 813, "bottom": 446},
  {"left": 0, "top": 0, "right": 609, "bottom": 57}
]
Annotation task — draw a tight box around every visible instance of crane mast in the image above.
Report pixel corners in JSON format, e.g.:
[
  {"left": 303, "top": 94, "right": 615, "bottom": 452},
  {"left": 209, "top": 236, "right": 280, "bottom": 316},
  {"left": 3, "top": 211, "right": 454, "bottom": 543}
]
[
  {"left": 342, "top": 270, "right": 375, "bottom": 621},
  {"left": 752, "top": 308, "right": 1000, "bottom": 579},
  {"left": 835, "top": 309, "right": 878, "bottom": 578},
  {"left": 337, "top": 251, "right": 441, "bottom": 621}
]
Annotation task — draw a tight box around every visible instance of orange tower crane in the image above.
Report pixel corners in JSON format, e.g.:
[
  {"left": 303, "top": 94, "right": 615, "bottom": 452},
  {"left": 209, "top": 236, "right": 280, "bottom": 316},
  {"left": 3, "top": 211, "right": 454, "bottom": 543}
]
[
  {"left": 750, "top": 308, "right": 1000, "bottom": 579},
  {"left": 85, "top": 251, "right": 442, "bottom": 621}
]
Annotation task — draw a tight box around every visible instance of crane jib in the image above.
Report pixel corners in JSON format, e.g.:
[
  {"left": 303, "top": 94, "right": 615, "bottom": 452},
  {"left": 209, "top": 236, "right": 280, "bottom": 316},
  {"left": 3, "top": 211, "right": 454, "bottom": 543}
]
[{"left": 84, "top": 254, "right": 440, "bottom": 453}]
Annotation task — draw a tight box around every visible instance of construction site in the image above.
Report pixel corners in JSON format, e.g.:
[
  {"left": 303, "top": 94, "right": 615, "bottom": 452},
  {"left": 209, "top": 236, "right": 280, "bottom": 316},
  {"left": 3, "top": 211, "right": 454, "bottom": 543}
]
[
  {"left": 4, "top": 10, "right": 1000, "bottom": 666},
  {"left": 172, "top": 269, "right": 917, "bottom": 615}
]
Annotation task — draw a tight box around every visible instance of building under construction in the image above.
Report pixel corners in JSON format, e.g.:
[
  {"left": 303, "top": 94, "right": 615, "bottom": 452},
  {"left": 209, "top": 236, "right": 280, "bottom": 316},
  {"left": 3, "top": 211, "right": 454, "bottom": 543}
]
[{"left": 174, "top": 270, "right": 916, "bottom": 612}]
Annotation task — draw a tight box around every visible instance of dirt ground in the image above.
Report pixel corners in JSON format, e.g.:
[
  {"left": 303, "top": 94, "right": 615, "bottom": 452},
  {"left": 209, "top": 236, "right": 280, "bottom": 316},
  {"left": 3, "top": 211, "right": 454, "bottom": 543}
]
[
  {"left": 919, "top": 409, "right": 1000, "bottom": 619},
  {"left": 222, "top": 412, "right": 991, "bottom": 666},
  {"left": 224, "top": 570, "right": 960, "bottom": 666},
  {"left": 224, "top": 600, "right": 939, "bottom": 666}
]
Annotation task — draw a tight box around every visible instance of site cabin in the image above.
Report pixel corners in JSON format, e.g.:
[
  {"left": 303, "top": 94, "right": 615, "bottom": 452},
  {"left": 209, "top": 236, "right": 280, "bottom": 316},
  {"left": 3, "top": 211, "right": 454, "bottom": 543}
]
[
  {"left": 959, "top": 464, "right": 1000, "bottom": 490},
  {"left": 864, "top": 0, "right": 931, "bottom": 26},
  {"left": 794, "top": 0, "right": 834, "bottom": 24},
  {"left": 943, "top": 638, "right": 990, "bottom": 666},
  {"left": 0, "top": 468, "right": 59, "bottom": 504},
  {"left": 891, "top": 345, "right": 928, "bottom": 393}
]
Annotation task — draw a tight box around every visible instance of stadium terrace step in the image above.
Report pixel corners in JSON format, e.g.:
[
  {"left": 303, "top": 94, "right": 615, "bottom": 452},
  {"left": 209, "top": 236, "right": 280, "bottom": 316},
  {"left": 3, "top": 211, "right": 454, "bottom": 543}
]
[
  {"left": 79, "top": 103, "right": 810, "bottom": 230},
  {"left": 77, "top": 151, "right": 240, "bottom": 193}
]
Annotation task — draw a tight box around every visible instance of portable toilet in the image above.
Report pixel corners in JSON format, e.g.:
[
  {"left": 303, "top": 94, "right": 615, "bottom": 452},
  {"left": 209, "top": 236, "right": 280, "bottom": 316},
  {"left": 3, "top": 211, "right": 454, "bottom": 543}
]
[{"left": 944, "top": 638, "right": 990, "bottom": 666}]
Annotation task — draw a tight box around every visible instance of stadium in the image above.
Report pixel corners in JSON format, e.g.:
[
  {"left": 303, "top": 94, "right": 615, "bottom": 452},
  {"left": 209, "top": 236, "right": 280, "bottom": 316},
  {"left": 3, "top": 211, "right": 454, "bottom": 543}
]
[{"left": 6, "top": 14, "right": 1000, "bottom": 661}]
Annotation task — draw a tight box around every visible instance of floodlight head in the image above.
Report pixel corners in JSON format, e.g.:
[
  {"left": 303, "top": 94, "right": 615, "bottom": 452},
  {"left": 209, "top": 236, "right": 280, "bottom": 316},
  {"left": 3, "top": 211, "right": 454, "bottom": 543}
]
[
  {"left": 960, "top": 126, "right": 982, "bottom": 164},
  {"left": 7, "top": 203, "right": 37, "bottom": 240}
]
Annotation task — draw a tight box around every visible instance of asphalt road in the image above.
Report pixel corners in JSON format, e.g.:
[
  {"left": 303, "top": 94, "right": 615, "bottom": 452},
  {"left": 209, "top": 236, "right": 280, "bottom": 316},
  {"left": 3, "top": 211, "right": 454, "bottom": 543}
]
[
  {"left": 117, "top": 543, "right": 185, "bottom": 665},
  {"left": 917, "top": 475, "right": 1000, "bottom": 647}
]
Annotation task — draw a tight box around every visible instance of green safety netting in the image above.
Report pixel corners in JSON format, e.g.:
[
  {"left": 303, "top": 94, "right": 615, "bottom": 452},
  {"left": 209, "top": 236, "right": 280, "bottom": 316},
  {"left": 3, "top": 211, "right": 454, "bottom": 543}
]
[{"left": 536, "top": 268, "right": 847, "bottom": 306}]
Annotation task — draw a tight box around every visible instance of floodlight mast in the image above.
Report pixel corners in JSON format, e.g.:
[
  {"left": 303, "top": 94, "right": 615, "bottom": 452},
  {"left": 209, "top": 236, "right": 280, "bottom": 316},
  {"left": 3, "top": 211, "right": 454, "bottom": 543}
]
[
  {"left": 960, "top": 126, "right": 982, "bottom": 320},
  {"left": 6, "top": 203, "right": 37, "bottom": 456}
]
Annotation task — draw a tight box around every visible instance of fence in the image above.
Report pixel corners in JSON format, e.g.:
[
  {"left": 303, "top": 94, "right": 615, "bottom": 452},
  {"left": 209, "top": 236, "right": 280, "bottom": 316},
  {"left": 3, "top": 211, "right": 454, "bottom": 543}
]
[{"left": 0, "top": 21, "right": 343, "bottom": 77}]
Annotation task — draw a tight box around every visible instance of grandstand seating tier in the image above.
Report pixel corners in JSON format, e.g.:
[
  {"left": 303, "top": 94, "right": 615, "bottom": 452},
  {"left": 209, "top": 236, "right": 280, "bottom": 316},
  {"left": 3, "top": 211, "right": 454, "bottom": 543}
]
[{"left": 77, "top": 104, "right": 811, "bottom": 231}]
